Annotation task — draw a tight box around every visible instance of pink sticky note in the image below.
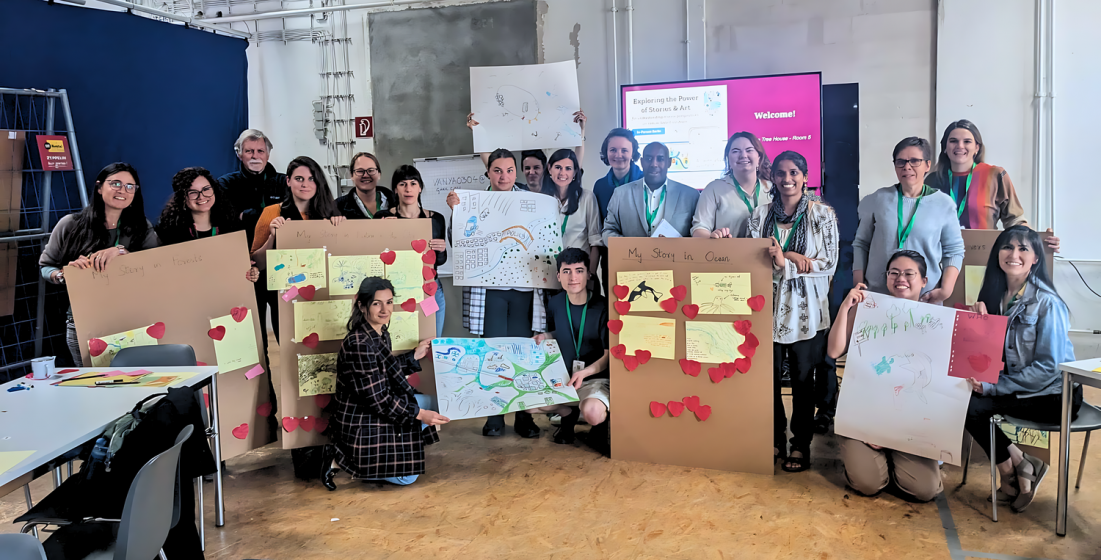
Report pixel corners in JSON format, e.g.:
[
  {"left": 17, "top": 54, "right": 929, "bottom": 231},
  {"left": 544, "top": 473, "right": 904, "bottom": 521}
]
[
  {"left": 419, "top": 296, "right": 439, "bottom": 318},
  {"left": 104, "top": 369, "right": 148, "bottom": 377},
  {"left": 244, "top": 363, "right": 265, "bottom": 380},
  {"left": 281, "top": 286, "right": 299, "bottom": 302}
]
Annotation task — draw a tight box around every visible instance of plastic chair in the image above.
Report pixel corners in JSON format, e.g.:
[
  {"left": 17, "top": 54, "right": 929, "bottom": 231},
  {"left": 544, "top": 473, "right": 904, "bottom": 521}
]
[
  {"left": 0, "top": 533, "right": 48, "bottom": 560},
  {"left": 960, "top": 401, "right": 1101, "bottom": 521}
]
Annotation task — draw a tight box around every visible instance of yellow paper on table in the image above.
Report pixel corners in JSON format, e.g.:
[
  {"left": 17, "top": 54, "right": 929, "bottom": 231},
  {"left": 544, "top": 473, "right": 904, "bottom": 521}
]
[
  {"left": 0, "top": 451, "right": 35, "bottom": 476},
  {"left": 388, "top": 310, "right": 420, "bottom": 352},
  {"left": 329, "top": 255, "right": 385, "bottom": 296},
  {"left": 298, "top": 353, "right": 337, "bottom": 397},
  {"left": 618, "top": 315, "right": 676, "bottom": 360},
  {"left": 88, "top": 326, "right": 159, "bottom": 367},
  {"left": 386, "top": 250, "right": 425, "bottom": 303},
  {"left": 1001, "top": 424, "right": 1049, "bottom": 449},
  {"left": 685, "top": 321, "right": 745, "bottom": 363},
  {"left": 294, "top": 299, "right": 353, "bottom": 341},
  {"left": 965, "top": 265, "right": 986, "bottom": 306},
  {"left": 267, "top": 248, "right": 326, "bottom": 291},
  {"left": 140, "top": 372, "right": 198, "bottom": 388},
  {"left": 209, "top": 312, "right": 260, "bottom": 374},
  {"left": 691, "top": 272, "right": 751, "bottom": 315},
  {"left": 616, "top": 270, "right": 674, "bottom": 312}
]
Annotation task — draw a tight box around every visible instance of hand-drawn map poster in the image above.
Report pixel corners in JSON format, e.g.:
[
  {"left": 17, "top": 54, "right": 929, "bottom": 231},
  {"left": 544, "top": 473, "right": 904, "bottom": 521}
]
[
  {"left": 469, "top": 60, "right": 582, "bottom": 152},
  {"left": 450, "top": 190, "right": 561, "bottom": 289}
]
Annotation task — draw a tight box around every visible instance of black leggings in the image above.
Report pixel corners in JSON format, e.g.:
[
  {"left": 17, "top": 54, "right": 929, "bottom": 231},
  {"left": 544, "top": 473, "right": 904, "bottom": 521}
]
[
  {"left": 774, "top": 330, "right": 828, "bottom": 451},
  {"left": 965, "top": 384, "right": 1082, "bottom": 464}
]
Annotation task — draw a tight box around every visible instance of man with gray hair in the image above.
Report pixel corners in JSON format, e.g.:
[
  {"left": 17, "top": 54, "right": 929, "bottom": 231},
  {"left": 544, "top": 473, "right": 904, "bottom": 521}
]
[{"left": 217, "top": 128, "right": 287, "bottom": 246}]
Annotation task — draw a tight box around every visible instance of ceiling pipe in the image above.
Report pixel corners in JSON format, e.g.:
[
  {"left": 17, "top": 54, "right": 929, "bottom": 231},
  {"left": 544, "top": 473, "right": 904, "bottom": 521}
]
[
  {"left": 90, "top": 0, "right": 252, "bottom": 38},
  {"left": 198, "top": 0, "right": 426, "bottom": 24}
]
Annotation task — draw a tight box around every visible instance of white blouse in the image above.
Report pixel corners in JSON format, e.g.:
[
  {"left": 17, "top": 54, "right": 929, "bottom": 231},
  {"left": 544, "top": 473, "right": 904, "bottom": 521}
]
[{"left": 559, "top": 188, "right": 604, "bottom": 252}]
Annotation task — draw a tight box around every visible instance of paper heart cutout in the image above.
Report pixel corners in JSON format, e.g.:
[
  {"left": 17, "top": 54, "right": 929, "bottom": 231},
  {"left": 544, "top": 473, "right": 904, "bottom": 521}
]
[
  {"left": 423, "top": 281, "right": 438, "bottom": 296},
  {"left": 733, "top": 320, "right": 752, "bottom": 336},
  {"left": 406, "top": 372, "right": 421, "bottom": 389},
  {"left": 380, "top": 251, "right": 396, "bottom": 265},
  {"left": 682, "top": 304, "right": 699, "bottom": 319},
  {"left": 89, "top": 338, "right": 107, "bottom": 357},
  {"left": 411, "top": 239, "right": 428, "bottom": 253},
  {"left": 256, "top": 402, "right": 273, "bottom": 417},
  {"left": 670, "top": 285, "right": 687, "bottom": 301},
  {"left": 747, "top": 295, "right": 765, "bottom": 312},
  {"left": 146, "top": 322, "right": 166, "bottom": 340},
  {"left": 299, "top": 416, "right": 317, "bottom": 432},
  {"left": 679, "top": 359, "right": 701, "bottom": 377},
  {"left": 613, "top": 284, "right": 629, "bottom": 300},
  {"left": 623, "top": 355, "right": 640, "bottom": 371},
  {"left": 635, "top": 350, "right": 651, "bottom": 364},
  {"left": 722, "top": 362, "right": 737, "bottom": 378},
  {"left": 708, "top": 366, "right": 725, "bottom": 384},
  {"left": 738, "top": 342, "right": 756, "bottom": 358},
  {"left": 607, "top": 320, "right": 623, "bottom": 335},
  {"left": 667, "top": 401, "right": 685, "bottom": 417},
  {"left": 422, "top": 266, "right": 435, "bottom": 281},
  {"left": 744, "top": 332, "right": 759, "bottom": 348},
  {"left": 302, "top": 333, "right": 320, "bottom": 349},
  {"left": 282, "top": 416, "right": 300, "bottom": 432},
  {"left": 196, "top": 361, "right": 208, "bottom": 367},
  {"left": 614, "top": 301, "right": 631, "bottom": 315},
  {"left": 682, "top": 396, "right": 700, "bottom": 412},
  {"left": 968, "top": 354, "right": 992, "bottom": 372},
  {"left": 230, "top": 306, "right": 249, "bottom": 323},
  {"left": 659, "top": 298, "right": 678, "bottom": 313},
  {"left": 734, "top": 357, "right": 751, "bottom": 373},
  {"left": 314, "top": 417, "right": 329, "bottom": 433},
  {"left": 400, "top": 298, "right": 417, "bottom": 312},
  {"left": 315, "top": 394, "right": 331, "bottom": 409},
  {"left": 610, "top": 344, "right": 627, "bottom": 359},
  {"left": 231, "top": 423, "right": 249, "bottom": 439},
  {"left": 695, "top": 404, "right": 712, "bottom": 421},
  {"left": 649, "top": 401, "right": 667, "bottom": 417},
  {"left": 298, "top": 285, "right": 317, "bottom": 301},
  {"left": 207, "top": 325, "right": 226, "bottom": 341},
  {"left": 421, "top": 251, "right": 436, "bottom": 265}
]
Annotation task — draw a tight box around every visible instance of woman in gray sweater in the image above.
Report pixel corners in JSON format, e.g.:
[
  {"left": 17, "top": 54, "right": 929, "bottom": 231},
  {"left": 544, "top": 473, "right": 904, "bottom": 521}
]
[{"left": 852, "top": 137, "right": 964, "bottom": 302}]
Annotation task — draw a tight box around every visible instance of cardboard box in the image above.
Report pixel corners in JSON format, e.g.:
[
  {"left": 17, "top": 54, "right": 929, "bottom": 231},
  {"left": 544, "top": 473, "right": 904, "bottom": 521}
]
[{"left": 0, "top": 131, "right": 25, "bottom": 317}]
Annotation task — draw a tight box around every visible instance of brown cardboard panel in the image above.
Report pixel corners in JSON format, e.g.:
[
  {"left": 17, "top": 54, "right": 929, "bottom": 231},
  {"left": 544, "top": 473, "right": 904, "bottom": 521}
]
[
  {"left": 0, "top": 131, "right": 26, "bottom": 171},
  {"left": 608, "top": 237, "right": 774, "bottom": 475},
  {"left": 274, "top": 219, "right": 437, "bottom": 450},
  {"left": 943, "top": 229, "right": 1054, "bottom": 310},
  {"left": 0, "top": 243, "right": 16, "bottom": 317},
  {"left": 0, "top": 131, "right": 26, "bottom": 233},
  {"left": 64, "top": 232, "right": 273, "bottom": 459}
]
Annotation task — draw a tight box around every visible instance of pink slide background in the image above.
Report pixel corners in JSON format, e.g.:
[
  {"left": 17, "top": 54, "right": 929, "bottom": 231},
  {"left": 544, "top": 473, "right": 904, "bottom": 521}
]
[{"left": 622, "top": 73, "right": 822, "bottom": 187}]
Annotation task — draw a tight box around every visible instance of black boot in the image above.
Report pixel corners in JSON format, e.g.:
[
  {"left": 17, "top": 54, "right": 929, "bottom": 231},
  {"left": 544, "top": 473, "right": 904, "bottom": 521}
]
[
  {"left": 321, "top": 464, "right": 339, "bottom": 491},
  {"left": 553, "top": 408, "right": 580, "bottom": 444},
  {"left": 482, "top": 415, "right": 505, "bottom": 437},
  {"left": 513, "top": 411, "right": 541, "bottom": 438},
  {"left": 582, "top": 416, "right": 611, "bottom": 457}
]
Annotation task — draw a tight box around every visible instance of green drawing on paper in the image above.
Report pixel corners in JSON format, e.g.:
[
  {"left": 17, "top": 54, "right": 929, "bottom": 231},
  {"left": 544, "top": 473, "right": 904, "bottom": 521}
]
[{"left": 298, "top": 353, "right": 337, "bottom": 397}]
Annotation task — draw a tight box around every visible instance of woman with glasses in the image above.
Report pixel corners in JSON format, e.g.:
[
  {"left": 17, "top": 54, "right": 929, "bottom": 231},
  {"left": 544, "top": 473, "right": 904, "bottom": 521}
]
[
  {"left": 826, "top": 250, "right": 944, "bottom": 502},
  {"left": 40, "top": 162, "right": 160, "bottom": 366},
  {"left": 852, "top": 137, "right": 964, "bottom": 303},
  {"left": 336, "top": 152, "right": 395, "bottom": 219},
  {"left": 539, "top": 149, "right": 601, "bottom": 290},
  {"left": 747, "top": 151, "right": 838, "bottom": 472},
  {"left": 692, "top": 132, "right": 773, "bottom": 239}
]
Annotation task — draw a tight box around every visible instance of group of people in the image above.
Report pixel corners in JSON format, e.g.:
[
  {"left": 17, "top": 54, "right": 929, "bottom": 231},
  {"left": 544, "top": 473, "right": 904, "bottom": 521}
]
[{"left": 39, "top": 116, "right": 1079, "bottom": 510}]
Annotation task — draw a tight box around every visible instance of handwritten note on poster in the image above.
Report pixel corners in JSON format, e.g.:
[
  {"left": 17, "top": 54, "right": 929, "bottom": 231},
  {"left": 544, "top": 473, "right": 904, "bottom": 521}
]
[
  {"left": 964, "top": 265, "right": 986, "bottom": 306},
  {"left": 328, "top": 255, "right": 385, "bottom": 296},
  {"left": 386, "top": 251, "right": 425, "bottom": 303},
  {"left": 616, "top": 270, "right": 674, "bottom": 312},
  {"left": 298, "top": 353, "right": 337, "bottom": 397},
  {"left": 685, "top": 322, "right": 744, "bottom": 363},
  {"left": 294, "top": 299, "right": 352, "bottom": 341},
  {"left": 691, "top": 273, "right": 751, "bottom": 315},
  {"left": 618, "top": 315, "right": 676, "bottom": 359},
  {"left": 388, "top": 310, "right": 420, "bottom": 352},
  {"left": 88, "top": 326, "right": 159, "bottom": 367},
  {"left": 209, "top": 312, "right": 260, "bottom": 374},
  {"left": 267, "top": 249, "right": 326, "bottom": 291}
]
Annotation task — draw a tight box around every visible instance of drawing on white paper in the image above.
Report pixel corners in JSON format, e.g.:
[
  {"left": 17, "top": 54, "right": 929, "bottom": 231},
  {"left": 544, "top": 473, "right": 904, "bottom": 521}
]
[
  {"left": 450, "top": 190, "right": 561, "bottom": 289},
  {"left": 470, "top": 61, "right": 582, "bottom": 152}
]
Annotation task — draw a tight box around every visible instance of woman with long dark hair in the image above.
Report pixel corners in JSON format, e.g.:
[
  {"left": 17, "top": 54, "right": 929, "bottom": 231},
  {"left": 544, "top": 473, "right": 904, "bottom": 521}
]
[
  {"left": 540, "top": 149, "right": 601, "bottom": 287},
  {"left": 748, "top": 151, "right": 838, "bottom": 472},
  {"left": 964, "top": 225, "right": 1080, "bottom": 512},
  {"left": 322, "top": 277, "right": 447, "bottom": 490},
  {"left": 692, "top": 131, "right": 773, "bottom": 239},
  {"left": 39, "top": 162, "right": 159, "bottom": 365}
]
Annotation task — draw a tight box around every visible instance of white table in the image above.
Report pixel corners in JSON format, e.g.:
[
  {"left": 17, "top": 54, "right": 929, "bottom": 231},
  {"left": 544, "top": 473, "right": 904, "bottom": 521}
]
[
  {"left": 0, "top": 366, "right": 225, "bottom": 527},
  {"left": 1056, "top": 357, "right": 1101, "bottom": 536}
]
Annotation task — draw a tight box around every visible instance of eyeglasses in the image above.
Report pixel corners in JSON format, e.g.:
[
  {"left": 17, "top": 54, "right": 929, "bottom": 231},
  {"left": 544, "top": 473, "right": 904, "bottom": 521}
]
[
  {"left": 352, "top": 168, "right": 379, "bottom": 178},
  {"left": 105, "top": 180, "right": 138, "bottom": 193},
  {"left": 893, "top": 158, "right": 927, "bottom": 169},
  {"left": 886, "top": 270, "right": 920, "bottom": 280},
  {"left": 186, "top": 186, "right": 214, "bottom": 201}
]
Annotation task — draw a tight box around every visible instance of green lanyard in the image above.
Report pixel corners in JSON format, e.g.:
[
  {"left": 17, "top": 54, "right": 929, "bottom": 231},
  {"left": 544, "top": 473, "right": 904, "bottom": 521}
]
[
  {"left": 560, "top": 213, "right": 569, "bottom": 237},
  {"left": 360, "top": 190, "right": 384, "bottom": 219},
  {"left": 1005, "top": 285, "right": 1026, "bottom": 314},
  {"left": 732, "top": 177, "right": 760, "bottom": 214},
  {"left": 643, "top": 185, "right": 666, "bottom": 231},
  {"left": 773, "top": 214, "right": 804, "bottom": 251},
  {"left": 565, "top": 295, "right": 588, "bottom": 357},
  {"left": 191, "top": 225, "right": 218, "bottom": 238},
  {"left": 950, "top": 163, "right": 976, "bottom": 219},
  {"left": 895, "top": 186, "right": 925, "bottom": 249}
]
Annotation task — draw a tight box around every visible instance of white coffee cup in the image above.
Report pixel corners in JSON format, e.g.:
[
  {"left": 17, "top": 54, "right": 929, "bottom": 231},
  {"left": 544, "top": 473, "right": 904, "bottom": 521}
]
[{"left": 31, "top": 357, "right": 56, "bottom": 380}]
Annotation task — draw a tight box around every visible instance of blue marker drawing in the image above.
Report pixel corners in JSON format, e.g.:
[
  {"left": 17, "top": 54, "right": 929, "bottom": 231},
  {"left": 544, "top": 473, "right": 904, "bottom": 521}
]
[
  {"left": 464, "top": 216, "right": 478, "bottom": 237},
  {"left": 873, "top": 356, "right": 894, "bottom": 375},
  {"left": 288, "top": 273, "right": 306, "bottom": 284},
  {"left": 274, "top": 263, "right": 285, "bottom": 271}
]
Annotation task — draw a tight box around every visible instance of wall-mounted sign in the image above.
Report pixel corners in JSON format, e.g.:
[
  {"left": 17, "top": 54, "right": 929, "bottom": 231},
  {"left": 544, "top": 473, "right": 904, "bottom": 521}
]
[
  {"left": 354, "top": 117, "right": 373, "bottom": 139},
  {"left": 37, "top": 135, "right": 73, "bottom": 171}
]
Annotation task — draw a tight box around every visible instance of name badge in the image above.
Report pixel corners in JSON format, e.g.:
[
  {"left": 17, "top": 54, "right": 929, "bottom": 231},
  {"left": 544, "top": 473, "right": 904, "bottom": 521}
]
[{"left": 572, "top": 360, "right": 585, "bottom": 373}]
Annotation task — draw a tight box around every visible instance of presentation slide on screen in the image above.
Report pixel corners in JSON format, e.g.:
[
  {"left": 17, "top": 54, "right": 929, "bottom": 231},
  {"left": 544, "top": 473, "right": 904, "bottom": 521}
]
[{"left": 622, "top": 73, "right": 822, "bottom": 190}]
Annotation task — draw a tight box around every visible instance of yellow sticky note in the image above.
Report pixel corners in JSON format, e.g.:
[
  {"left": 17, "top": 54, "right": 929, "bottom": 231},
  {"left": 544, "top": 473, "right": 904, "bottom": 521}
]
[
  {"left": 298, "top": 353, "right": 337, "bottom": 397},
  {"left": 691, "top": 273, "right": 751, "bottom": 315},
  {"left": 209, "top": 312, "right": 260, "bottom": 374},
  {"left": 616, "top": 270, "right": 675, "bottom": 312},
  {"left": 329, "top": 255, "right": 385, "bottom": 296},
  {"left": 389, "top": 310, "right": 420, "bottom": 352},
  {"left": 0, "top": 451, "right": 35, "bottom": 476},
  {"left": 1001, "top": 424, "right": 1049, "bottom": 449},
  {"left": 267, "top": 248, "right": 326, "bottom": 291},
  {"left": 619, "top": 315, "right": 676, "bottom": 360},
  {"left": 88, "top": 326, "right": 159, "bottom": 367},
  {"left": 386, "top": 250, "right": 425, "bottom": 303},
  {"left": 685, "top": 321, "right": 744, "bottom": 363},
  {"left": 965, "top": 265, "right": 986, "bottom": 306},
  {"left": 294, "top": 299, "right": 353, "bottom": 341}
]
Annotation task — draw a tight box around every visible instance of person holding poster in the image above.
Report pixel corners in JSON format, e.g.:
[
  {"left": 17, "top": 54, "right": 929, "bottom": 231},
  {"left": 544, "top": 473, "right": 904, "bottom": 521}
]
[
  {"left": 927, "top": 120, "right": 1060, "bottom": 251},
  {"left": 826, "top": 250, "right": 944, "bottom": 501},
  {"left": 538, "top": 150, "right": 602, "bottom": 288},
  {"left": 156, "top": 167, "right": 248, "bottom": 248},
  {"left": 40, "top": 162, "right": 160, "bottom": 366},
  {"left": 593, "top": 128, "right": 644, "bottom": 293},
  {"left": 336, "top": 152, "right": 395, "bottom": 220},
  {"left": 748, "top": 151, "right": 838, "bottom": 472},
  {"left": 964, "top": 226, "right": 1081, "bottom": 512},
  {"left": 322, "top": 277, "right": 447, "bottom": 490},
  {"left": 692, "top": 132, "right": 773, "bottom": 239},
  {"left": 852, "top": 137, "right": 965, "bottom": 303},
  {"left": 602, "top": 142, "right": 700, "bottom": 240}
]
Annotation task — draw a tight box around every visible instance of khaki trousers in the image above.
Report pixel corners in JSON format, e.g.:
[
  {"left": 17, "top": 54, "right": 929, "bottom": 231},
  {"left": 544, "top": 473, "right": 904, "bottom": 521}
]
[{"left": 839, "top": 436, "right": 943, "bottom": 502}]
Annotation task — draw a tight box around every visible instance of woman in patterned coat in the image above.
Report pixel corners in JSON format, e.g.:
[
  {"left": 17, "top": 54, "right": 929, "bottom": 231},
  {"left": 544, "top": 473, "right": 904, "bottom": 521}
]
[{"left": 322, "top": 277, "right": 449, "bottom": 490}]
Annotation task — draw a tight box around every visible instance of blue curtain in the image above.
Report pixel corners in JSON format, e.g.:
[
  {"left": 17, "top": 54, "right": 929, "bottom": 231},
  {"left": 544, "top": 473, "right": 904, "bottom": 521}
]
[{"left": 0, "top": 0, "right": 248, "bottom": 222}]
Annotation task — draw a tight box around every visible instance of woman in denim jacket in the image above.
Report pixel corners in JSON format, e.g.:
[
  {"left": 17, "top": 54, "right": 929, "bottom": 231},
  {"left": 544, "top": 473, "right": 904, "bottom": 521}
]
[{"left": 964, "top": 225, "right": 1082, "bottom": 513}]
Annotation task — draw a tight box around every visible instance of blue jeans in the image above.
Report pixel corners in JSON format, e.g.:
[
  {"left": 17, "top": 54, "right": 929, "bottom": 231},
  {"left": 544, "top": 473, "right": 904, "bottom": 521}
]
[
  {"left": 434, "top": 279, "right": 446, "bottom": 337},
  {"left": 368, "top": 394, "right": 436, "bottom": 486}
]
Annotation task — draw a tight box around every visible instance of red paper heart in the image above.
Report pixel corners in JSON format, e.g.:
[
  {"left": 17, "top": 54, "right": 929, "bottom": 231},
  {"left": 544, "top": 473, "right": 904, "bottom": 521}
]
[
  {"left": 623, "top": 355, "right": 640, "bottom": 371},
  {"left": 722, "top": 362, "right": 737, "bottom": 378},
  {"left": 423, "top": 281, "right": 438, "bottom": 296},
  {"left": 708, "top": 366, "right": 725, "bottom": 384},
  {"left": 695, "top": 405, "right": 712, "bottom": 421},
  {"left": 682, "top": 304, "right": 699, "bottom": 319},
  {"left": 614, "top": 301, "right": 631, "bottom": 315},
  {"left": 421, "top": 251, "right": 436, "bottom": 265},
  {"left": 406, "top": 372, "right": 421, "bottom": 388},
  {"left": 682, "top": 396, "right": 700, "bottom": 412},
  {"left": 679, "top": 359, "right": 701, "bottom": 377},
  {"left": 196, "top": 361, "right": 208, "bottom": 367},
  {"left": 612, "top": 284, "right": 629, "bottom": 300},
  {"left": 89, "top": 338, "right": 107, "bottom": 357},
  {"left": 607, "top": 320, "right": 623, "bottom": 334},
  {"left": 422, "top": 266, "right": 435, "bottom": 281},
  {"left": 302, "top": 333, "right": 320, "bottom": 349},
  {"left": 744, "top": 332, "right": 760, "bottom": 348},
  {"left": 734, "top": 357, "right": 751, "bottom": 373},
  {"left": 230, "top": 306, "right": 249, "bottom": 323},
  {"left": 231, "top": 423, "right": 249, "bottom": 439},
  {"left": 649, "top": 401, "right": 667, "bottom": 417},
  {"left": 207, "top": 325, "right": 226, "bottom": 341},
  {"left": 401, "top": 298, "right": 417, "bottom": 312},
  {"left": 738, "top": 343, "right": 756, "bottom": 358},
  {"left": 747, "top": 295, "right": 765, "bottom": 312},
  {"left": 315, "top": 394, "right": 331, "bottom": 409},
  {"left": 299, "top": 416, "right": 317, "bottom": 432},
  {"left": 411, "top": 239, "right": 428, "bottom": 253},
  {"left": 667, "top": 401, "right": 685, "bottom": 417},
  {"left": 146, "top": 322, "right": 166, "bottom": 339},
  {"left": 635, "top": 350, "right": 651, "bottom": 364},
  {"left": 298, "top": 285, "right": 317, "bottom": 301},
  {"left": 256, "top": 402, "right": 273, "bottom": 417},
  {"left": 315, "top": 417, "right": 329, "bottom": 433},
  {"left": 610, "top": 344, "right": 627, "bottom": 359},
  {"left": 380, "top": 251, "right": 397, "bottom": 265},
  {"left": 733, "top": 320, "right": 752, "bottom": 335},
  {"left": 204, "top": 392, "right": 210, "bottom": 408},
  {"left": 968, "top": 354, "right": 992, "bottom": 372},
  {"left": 659, "top": 298, "right": 678, "bottom": 313},
  {"left": 670, "top": 285, "right": 687, "bottom": 301},
  {"left": 282, "top": 416, "right": 300, "bottom": 432}
]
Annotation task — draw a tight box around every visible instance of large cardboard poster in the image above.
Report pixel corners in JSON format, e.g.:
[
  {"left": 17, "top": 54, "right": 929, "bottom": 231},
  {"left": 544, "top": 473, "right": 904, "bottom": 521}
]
[
  {"left": 943, "top": 229, "right": 1054, "bottom": 310},
  {"left": 66, "top": 232, "right": 273, "bottom": 459},
  {"left": 607, "top": 238, "right": 774, "bottom": 475},
  {"left": 275, "top": 219, "right": 437, "bottom": 450}
]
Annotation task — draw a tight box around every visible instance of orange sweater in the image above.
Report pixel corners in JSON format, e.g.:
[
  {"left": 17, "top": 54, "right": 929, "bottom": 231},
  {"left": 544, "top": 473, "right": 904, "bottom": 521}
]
[{"left": 251, "top": 204, "right": 311, "bottom": 253}]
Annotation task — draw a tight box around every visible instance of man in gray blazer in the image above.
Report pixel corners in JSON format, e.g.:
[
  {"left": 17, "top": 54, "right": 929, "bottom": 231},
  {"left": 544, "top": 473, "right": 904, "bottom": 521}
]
[{"left": 602, "top": 142, "right": 700, "bottom": 244}]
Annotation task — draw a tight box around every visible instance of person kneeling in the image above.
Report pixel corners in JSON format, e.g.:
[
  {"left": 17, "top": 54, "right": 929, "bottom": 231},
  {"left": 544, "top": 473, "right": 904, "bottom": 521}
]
[
  {"left": 529, "top": 249, "right": 611, "bottom": 455},
  {"left": 322, "top": 277, "right": 449, "bottom": 490}
]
